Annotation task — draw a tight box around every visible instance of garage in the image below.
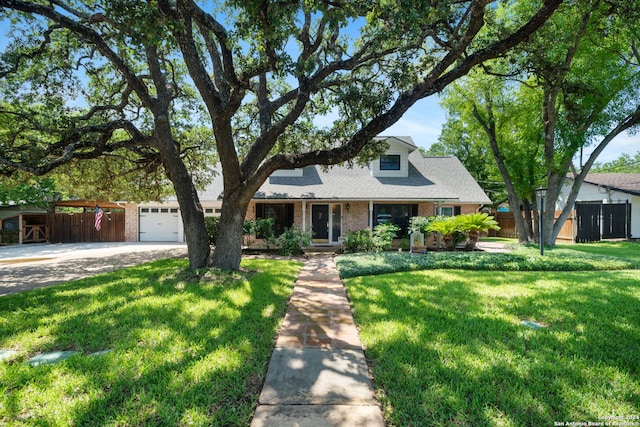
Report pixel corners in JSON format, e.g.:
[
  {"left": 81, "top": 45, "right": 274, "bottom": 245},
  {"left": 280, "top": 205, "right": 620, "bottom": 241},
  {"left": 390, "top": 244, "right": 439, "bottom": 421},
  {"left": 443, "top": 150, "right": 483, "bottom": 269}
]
[{"left": 139, "top": 207, "right": 182, "bottom": 242}]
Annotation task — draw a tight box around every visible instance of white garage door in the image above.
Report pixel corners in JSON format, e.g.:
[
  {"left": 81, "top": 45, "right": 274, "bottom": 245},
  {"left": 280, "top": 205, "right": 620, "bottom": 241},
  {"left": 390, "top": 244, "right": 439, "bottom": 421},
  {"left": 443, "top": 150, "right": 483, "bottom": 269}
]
[{"left": 139, "top": 207, "right": 181, "bottom": 241}]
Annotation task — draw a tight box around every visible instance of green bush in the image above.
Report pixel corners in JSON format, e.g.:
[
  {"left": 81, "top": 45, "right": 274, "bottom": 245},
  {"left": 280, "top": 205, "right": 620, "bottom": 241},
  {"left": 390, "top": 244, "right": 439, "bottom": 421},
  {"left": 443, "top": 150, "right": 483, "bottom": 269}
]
[
  {"left": 372, "top": 222, "right": 400, "bottom": 251},
  {"left": 343, "top": 229, "right": 377, "bottom": 253},
  {"left": 204, "top": 216, "right": 220, "bottom": 246},
  {"left": 207, "top": 216, "right": 276, "bottom": 248},
  {"left": 0, "top": 229, "right": 19, "bottom": 244},
  {"left": 343, "top": 223, "right": 400, "bottom": 253},
  {"left": 275, "top": 227, "right": 312, "bottom": 256},
  {"left": 409, "top": 216, "right": 438, "bottom": 234},
  {"left": 426, "top": 216, "right": 467, "bottom": 250},
  {"left": 244, "top": 217, "right": 275, "bottom": 248}
]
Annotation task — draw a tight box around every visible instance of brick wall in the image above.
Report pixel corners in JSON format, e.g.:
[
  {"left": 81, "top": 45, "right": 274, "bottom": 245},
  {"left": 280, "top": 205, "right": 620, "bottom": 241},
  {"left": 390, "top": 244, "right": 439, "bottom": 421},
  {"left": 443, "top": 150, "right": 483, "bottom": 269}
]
[
  {"left": 343, "top": 202, "right": 370, "bottom": 232},
  {"left": 124, "top": 203, "right": 138, "bottom": 242}
]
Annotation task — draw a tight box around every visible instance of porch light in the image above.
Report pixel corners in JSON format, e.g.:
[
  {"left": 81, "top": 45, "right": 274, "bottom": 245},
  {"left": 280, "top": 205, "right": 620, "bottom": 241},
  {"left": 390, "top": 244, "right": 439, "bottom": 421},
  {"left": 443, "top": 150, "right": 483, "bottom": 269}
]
[{"left": 535, "top": 187, "right": 547, "bottom": 199}]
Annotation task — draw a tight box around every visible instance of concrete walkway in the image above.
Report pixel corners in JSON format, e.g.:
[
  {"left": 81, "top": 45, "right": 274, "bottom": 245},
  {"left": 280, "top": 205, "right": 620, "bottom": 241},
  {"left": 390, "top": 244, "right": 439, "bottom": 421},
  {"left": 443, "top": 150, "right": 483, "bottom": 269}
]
[{"left": 251, "top": 255, "right": 385, "bottom": 426}]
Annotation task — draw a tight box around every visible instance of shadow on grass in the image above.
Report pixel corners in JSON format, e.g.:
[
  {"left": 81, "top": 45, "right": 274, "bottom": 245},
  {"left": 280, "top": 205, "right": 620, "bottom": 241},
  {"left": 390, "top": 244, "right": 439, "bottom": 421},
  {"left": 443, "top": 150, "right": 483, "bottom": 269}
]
[
  {"left": 0, "top": 258, "right": 302, "bottom": 426},
  {"left": 345, "top": 270, "right": 640, "bottom": 425}
]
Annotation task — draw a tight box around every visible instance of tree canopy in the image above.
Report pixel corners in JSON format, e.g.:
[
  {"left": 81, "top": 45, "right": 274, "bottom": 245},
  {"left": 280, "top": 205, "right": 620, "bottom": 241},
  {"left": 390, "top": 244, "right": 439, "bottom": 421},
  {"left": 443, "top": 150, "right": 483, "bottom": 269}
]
[
  {"left": 0, "top": 0, "right": 561, "bottom": 269},
  {"left": 592, "top": 151, "right": 640, "bottom": 173},
  {"left": 438, "top": 0, "right": 640, "bottom": 244}
]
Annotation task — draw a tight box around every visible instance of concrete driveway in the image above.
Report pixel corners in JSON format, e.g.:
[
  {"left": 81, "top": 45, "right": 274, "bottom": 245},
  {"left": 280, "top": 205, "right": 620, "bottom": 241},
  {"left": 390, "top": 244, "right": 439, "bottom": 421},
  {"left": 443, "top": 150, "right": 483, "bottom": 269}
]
[{"left": 0, "top": 242, "right": 188, "bottom": 297}]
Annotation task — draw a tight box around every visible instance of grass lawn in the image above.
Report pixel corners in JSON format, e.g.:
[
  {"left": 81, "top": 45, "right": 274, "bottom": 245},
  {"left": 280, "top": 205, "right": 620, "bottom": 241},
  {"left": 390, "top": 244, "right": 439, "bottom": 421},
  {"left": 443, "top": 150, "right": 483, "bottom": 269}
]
[
  {"left": 0, "top": 258, "right": 302, "bottom": 426},
  {"left": 338, "top": 243, "right": 640, "bottom": 426}
]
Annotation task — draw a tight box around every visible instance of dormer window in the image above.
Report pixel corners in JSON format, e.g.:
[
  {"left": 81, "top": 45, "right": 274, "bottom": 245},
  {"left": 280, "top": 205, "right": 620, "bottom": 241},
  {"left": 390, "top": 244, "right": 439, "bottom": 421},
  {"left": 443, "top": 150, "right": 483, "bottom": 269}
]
[{"left": 380, "top": 155, "right": 401, "bottom": 171}]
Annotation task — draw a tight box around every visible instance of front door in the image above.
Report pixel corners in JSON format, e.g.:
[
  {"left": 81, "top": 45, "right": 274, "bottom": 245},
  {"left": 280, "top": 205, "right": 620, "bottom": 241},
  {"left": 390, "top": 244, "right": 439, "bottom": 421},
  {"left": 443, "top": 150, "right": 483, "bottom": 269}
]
[
  {"left": 312, "top": 204, "right": 342, "bottom": 244},
  {"left": 312, "top": 204, "right": 329, "bottom": 242}
]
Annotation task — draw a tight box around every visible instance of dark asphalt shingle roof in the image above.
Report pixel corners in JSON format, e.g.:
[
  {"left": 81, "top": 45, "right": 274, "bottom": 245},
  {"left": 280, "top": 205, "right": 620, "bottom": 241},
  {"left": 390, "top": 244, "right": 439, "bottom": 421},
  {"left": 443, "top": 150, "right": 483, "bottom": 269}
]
[
  {"left": 253, "top": 151, "right": 491, "bottom": 203},
  {"left": 582, "top": 173, "right": 640, "bottom": 197}
]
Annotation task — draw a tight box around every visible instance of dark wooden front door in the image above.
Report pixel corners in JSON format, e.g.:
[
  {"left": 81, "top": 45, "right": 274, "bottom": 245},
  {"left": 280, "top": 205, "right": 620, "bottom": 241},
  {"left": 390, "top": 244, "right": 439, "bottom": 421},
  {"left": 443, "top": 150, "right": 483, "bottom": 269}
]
[{"left": 312, "top": 205, "right": 329, "bottom": 241}]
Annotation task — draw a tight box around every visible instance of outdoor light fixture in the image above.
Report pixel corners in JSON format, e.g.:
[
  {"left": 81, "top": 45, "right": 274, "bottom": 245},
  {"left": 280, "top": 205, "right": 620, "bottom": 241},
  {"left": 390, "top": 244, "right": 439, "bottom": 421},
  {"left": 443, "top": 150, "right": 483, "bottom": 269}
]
[{"left": 535, "top": 187, "right": 547, "bottom": 256}]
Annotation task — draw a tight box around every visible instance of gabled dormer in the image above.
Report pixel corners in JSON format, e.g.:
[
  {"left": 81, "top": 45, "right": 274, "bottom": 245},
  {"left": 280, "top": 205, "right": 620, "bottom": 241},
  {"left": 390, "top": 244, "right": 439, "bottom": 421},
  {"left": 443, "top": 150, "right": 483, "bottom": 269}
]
[{"left": 371, "top": 136, "right": 417, "bottom": 178}]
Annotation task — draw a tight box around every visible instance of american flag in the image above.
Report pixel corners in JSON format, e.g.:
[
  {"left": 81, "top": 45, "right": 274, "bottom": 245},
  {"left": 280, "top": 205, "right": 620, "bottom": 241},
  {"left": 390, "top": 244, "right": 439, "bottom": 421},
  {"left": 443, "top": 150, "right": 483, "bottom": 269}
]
[{"left": 95, "top": 205, "right": 104, "bottom": 231}]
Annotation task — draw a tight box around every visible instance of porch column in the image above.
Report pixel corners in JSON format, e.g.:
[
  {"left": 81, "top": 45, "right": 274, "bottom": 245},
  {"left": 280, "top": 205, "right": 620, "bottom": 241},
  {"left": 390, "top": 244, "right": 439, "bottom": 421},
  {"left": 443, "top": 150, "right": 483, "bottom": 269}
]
[
  {"left": 369, "top": 201, "right": 373, "bottom": 228},
  {"left": 302, "top": 201, "right": 306, "bottom": 232},
  {"left": 18, "top": 213, "right": 23, "bottom": 244}
]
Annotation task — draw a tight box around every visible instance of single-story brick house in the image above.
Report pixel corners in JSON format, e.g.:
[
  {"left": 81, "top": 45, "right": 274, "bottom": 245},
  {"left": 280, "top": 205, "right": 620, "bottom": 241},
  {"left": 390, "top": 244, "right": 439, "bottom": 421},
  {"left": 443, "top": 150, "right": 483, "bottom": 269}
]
[{"left": 132, "top": 136, "right": 492, "bottom": 245}]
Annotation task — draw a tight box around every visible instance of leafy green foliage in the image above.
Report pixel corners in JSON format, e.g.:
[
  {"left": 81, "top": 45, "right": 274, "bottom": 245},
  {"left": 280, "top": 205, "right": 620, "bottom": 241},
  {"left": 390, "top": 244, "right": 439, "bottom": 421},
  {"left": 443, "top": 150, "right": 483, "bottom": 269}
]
[
  {"left": 0, "top": 177, "right": 56, "bottom": 208},
  {"left": 336, "top": 245, "right": 638, "bottom": 278},
  {"left": 408, "top": 215, "right": 437, "bottom": 234},
  {"left": 458, "top": 213, "right": 500, "bottom": 235},
  {"left": 204, "top": 216, "right": 221, "bottom": 246},
  {"left": 439, "top": 2, "right": 640, "bottom": 245},
  {"left": 206, "top": 216, "right": 276, "bottom": 248},
  {"left": 0, "top": 258, "right": 302, "bottom": 426},
  {"left": 274, "top": 227, "right": 312, "bottom": 256},
  {"left": 592, "top": 151, "right": 640, "bottom": 173},
  {"left": 0, "top": 230, "right": 19, "bottom": 244},
  {"left": 342, "top": 229, "right": 377, "bottom": 253},
  {"left": 342, "top": 223, "right": 401, "bottom": 253},
  {"left": 426, "top": 216, "right": 467, "bottom": 250}
]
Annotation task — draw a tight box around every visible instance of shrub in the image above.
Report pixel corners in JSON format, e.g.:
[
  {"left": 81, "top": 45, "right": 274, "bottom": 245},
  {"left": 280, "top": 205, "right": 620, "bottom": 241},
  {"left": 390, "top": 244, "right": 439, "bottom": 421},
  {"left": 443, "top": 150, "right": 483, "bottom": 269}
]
[
  {"left": 343, "top": 223, "right": 400, "bottom": 253},
  {"left": 275, "top": 227, "right": 312, "bottom": 256},
  {"left": 204, "top": 216, "right": 220, "bottom": 246},
  {"left": 409, "top": 216, "right": 438, "bottom": 234},
  {"left": 372, "top": 222, "right": 400, "bottom": 251},
  {"left": 457, "top": 213, "right": 500, "bottom": 250},
  {"left": 426, "top": 216, "right": 467, "bottom": 250},
  {"left": 343, "top": 229, "right": 377, "bottom": 253},
  {"left": 0, "top": 229, "right": 19, "bottom": 244},
  {"left": 205, "top": 217, "right": 276, "bottom": 248},
  {"left": 252, "top": 217, "right": 276, "bottom": 248}
]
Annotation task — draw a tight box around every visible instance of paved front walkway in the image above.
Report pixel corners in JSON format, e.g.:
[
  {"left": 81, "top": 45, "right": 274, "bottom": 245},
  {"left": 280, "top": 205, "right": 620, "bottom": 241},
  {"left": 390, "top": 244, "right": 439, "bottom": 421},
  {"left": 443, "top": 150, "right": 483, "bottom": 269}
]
[{"left": 251, "top": 255, "right": 385, "bottom": 426}]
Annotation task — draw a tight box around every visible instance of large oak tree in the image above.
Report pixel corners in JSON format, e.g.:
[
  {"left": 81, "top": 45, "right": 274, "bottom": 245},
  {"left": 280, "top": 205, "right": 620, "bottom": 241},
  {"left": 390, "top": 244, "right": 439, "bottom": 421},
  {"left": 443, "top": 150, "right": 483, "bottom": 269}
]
[{"left": 0, "top": 0, "right": 561, "bottom": 269}]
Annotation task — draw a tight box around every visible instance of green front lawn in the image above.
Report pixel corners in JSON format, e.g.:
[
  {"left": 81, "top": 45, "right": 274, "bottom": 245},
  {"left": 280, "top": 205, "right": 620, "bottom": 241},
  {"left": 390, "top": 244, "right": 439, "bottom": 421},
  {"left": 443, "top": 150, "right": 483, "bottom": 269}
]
[
  {"left": 0, "top": 258, "right": 302, "bottom": 426},
  {"left": 339, "top": 245, "right": 640, "bottom": 426},
  {"left": 558, "top": 241, "right": 640, "bottom": 263}
]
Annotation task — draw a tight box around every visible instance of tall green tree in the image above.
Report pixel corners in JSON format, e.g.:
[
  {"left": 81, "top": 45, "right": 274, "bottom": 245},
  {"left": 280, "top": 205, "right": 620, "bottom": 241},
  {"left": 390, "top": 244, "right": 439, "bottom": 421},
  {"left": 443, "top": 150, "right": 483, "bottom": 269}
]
[
  {"left": 0, "top": 0, "right": 561, "bottom": 269},
  {"left": 425, "top": 115, "right": 507, "bottom": 206},
  {"left": 592, "top": 152, "right": 640, "bottom": 173},
  {"left": 440, "top": 0, "right": 640, "bottom": 245},
  {"left": 0, "top": 175, "right": 56, "bottom": 208}
]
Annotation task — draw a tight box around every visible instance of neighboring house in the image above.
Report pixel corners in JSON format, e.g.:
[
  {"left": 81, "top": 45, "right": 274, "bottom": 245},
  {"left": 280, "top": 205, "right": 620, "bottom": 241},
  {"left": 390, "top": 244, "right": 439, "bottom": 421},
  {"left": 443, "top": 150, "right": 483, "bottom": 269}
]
[
  {"left": 558, "top": 173, "right": 640, "bottom": 241},
  {"left": 134, "top": 136, "right": 492, "bottom": 245}
]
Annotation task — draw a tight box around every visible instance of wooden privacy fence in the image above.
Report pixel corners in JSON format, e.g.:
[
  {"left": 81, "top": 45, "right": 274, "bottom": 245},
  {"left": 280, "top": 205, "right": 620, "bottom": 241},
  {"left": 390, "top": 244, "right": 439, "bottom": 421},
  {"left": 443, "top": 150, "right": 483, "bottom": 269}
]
[
  {"left": 493, "top": 211, "right": 574, "bottom": 242},
  {"left": 50, "top": 211, "right": 125, "bottom": 243}
]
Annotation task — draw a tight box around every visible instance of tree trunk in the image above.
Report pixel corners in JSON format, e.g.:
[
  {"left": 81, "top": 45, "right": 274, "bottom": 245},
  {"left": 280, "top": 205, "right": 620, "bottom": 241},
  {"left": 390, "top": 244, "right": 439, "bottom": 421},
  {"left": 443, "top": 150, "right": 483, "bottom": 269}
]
[
  {"left": 154, "top": 131, "right": 210, "bottom": 269},
  {"left": 210, "top": 191, "right": 249, "bottom": 270}
]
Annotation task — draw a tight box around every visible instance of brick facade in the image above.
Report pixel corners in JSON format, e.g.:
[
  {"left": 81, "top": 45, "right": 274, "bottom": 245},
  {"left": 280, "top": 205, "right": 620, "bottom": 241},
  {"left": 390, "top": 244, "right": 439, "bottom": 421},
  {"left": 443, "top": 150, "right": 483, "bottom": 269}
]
[{"left": 124, "top": 203, "right": 138, "bottom": 242}]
